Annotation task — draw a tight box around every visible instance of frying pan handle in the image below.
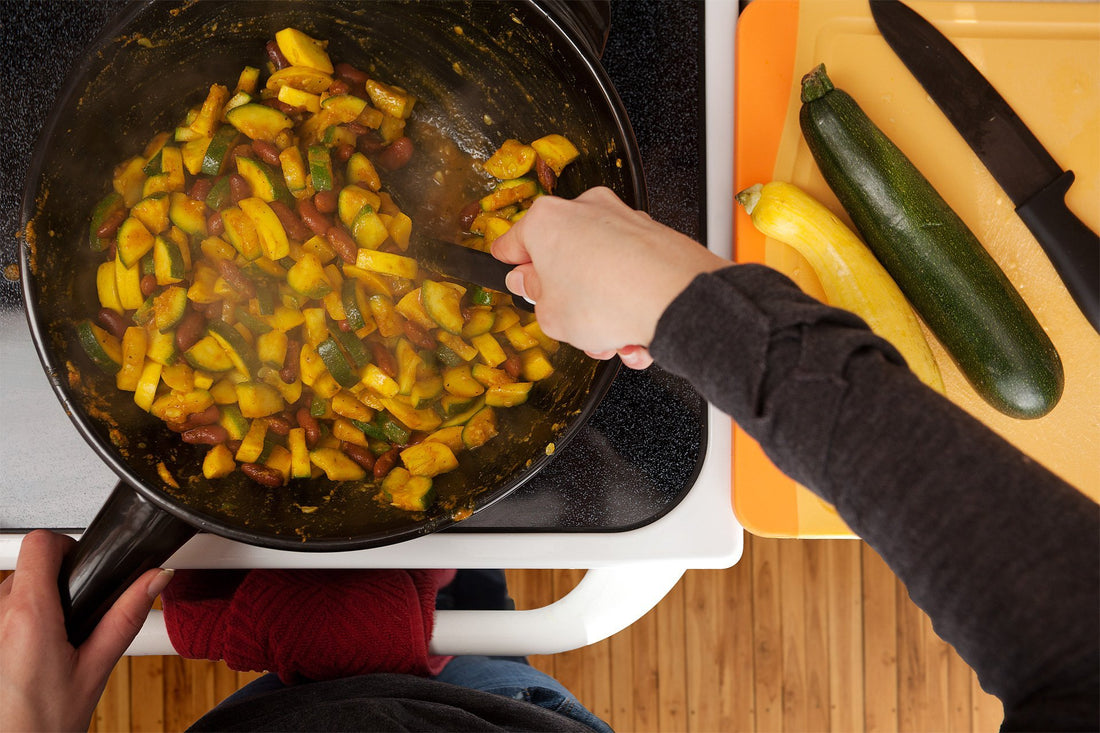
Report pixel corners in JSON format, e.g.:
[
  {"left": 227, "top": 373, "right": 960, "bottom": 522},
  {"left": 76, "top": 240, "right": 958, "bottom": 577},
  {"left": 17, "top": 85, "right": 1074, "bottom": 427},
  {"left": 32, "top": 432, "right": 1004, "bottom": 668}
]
[
  {"left": 540, "top": 0, "right": 612, "bottom": 58},
  {"left": 60, "top": 482, "right": 196, "bottom": 647}
]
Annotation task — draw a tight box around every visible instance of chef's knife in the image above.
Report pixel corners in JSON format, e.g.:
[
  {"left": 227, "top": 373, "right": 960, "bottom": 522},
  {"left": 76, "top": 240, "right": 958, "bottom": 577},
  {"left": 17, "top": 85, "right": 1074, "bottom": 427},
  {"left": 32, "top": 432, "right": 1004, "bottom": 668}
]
[
  {"left": 870, "top": 0, "right": 1100, "bottom": 333},
  {"left": 410, "top": 238, "right": 534, "bottom": 312}
]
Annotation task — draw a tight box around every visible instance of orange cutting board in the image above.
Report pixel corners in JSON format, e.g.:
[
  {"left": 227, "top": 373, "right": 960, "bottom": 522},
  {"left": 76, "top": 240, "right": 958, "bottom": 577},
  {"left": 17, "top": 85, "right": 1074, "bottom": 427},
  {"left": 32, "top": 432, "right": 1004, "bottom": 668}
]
[{"left": 733, "top": 0, "right": 1100, "bottom": 537}]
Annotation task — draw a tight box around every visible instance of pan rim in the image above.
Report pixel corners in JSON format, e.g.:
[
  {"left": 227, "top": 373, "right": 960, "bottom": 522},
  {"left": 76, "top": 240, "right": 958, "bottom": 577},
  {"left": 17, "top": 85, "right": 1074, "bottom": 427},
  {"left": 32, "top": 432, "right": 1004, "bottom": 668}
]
[{"left": 18, "top": 0, "right": 641, "bottom": 552}]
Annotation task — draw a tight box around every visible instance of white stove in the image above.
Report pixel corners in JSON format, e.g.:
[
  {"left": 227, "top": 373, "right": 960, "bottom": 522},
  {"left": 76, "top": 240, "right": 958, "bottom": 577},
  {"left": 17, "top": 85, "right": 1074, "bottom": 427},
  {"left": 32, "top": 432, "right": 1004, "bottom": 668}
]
[{"left": 0, "top": 1, "right": 741, "bottom": 655}]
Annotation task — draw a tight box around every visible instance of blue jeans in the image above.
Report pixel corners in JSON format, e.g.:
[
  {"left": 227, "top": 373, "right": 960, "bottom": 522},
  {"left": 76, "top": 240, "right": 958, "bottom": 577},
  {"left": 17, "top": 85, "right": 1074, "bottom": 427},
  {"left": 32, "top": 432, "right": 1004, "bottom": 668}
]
[{"left": 433, "top": 655, "right": 613, "bottom": 733}]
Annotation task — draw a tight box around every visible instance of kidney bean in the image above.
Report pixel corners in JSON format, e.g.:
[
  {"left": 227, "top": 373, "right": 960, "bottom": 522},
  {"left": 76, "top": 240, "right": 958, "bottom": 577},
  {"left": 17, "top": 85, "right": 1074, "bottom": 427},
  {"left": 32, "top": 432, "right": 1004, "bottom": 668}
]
[
  {"left": 95, "top": 207, "right": 126, "bottom": 239},
  {"left": 373, "top": 447, "right": 400, "bottom": 480},
  {"left": 535, "top": 156, "right": 557, "bottom": 194},
  {"left": 217, "top": 258, "right": 256, "bottom": 298},
  {"left": 267, "top": 415, "right": 291, "bottom": 436},
  {"left": 189, "top": 177, "right": 214, "bottom": 202},
  {"left": 251, "top": 139, "right": 282, "bottom": 167},
  {"left": 228, "top": 173, "right": 252, "bottom": 203},
  {"left": 265, "top": 39, "right": 291, "bottom": 70},
  {"left": 280, "top": 338, "right": 302, "bottom": 384},
  {"left": 343, "top": 443, "right": 376, "bottom": 472},
  {"left": 174, "top": 310, "right": 207, "bottom": 352},
  {"left": 297, "top": 198, "right": 332, "bottom": 236},
  {"left": 140, "top": 274, "right": 158, "bottom": 298},
  {"left": 378, "top": 136, "right": 414, "bottom": 170},
  {"left": 203, "top": 300, "right": 224, "bottom": 319},
  {"left": 327, "top": 79, "right": 351, "bottom": 96},
  {"left": 230, "top": 143, "right": 254, "bottom": 162},
  {"left": 335, "top": 61, "right": 370, "bottom": 87},
  {"left": 95, "top": 308, "right": 129, "bottom": 340},
  {"left": 268, "top": 201, "right": 311, "bottom": 241},
  {"left": 241, "top": 462, "right": 285, "bottom": 488},
  {"left": 296, "top": 407, "right": 321, "bottom": 447},
  {"left": 402, "top": 319, "right": 436, "bottom": 350},
  {"left": 207, "top": 211, "right": 225, "bottom": 236},
  {"left": 227, "top": 440, "right": 242, "bottom": 453},
  {"left": 356, "top": 132, "right": 386, "bottom": 155},
  {"left": 372, "top": 342, "right": 398, "bottom": 378},
  {"left": 325, "top": 226, "right": 358, "bottom": 265},
  {"left": 313, "top": 189, "right": 338, "bottom": 214},
  {"left": 502, "top": 352, "right": 522, "bottom": 380},
  {"left": 335, "top": 144, "right": 357, "bottom": 170},
  {"left": 181, "top": 405, "right": 221, "bottom": 429},
  {"left": 182, "top": 425, "right": 229, "bottom": 445},
  {"left": 263, "top": 98, "right": 297, "bottom": 115},
  {"left": 458, "top": 200, "right": 481, "bottom": 232},
  {"left": 336, "top": 319, "right": 352, "bottom": 332}
]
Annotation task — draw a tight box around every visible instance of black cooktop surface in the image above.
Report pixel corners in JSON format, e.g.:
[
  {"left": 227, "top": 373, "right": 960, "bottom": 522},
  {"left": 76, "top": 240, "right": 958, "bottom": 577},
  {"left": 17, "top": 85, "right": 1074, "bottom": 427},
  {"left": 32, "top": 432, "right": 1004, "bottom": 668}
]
[{"left": 0, "top": 0, "right": 707, "bottom": 533}]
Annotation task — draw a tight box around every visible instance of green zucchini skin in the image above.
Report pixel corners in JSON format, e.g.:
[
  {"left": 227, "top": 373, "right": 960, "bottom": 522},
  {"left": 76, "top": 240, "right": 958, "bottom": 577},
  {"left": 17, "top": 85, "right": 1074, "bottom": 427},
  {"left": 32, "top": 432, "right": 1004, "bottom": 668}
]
[{"left": 799, "top": 65, "right": 1063, "bottom": 419}]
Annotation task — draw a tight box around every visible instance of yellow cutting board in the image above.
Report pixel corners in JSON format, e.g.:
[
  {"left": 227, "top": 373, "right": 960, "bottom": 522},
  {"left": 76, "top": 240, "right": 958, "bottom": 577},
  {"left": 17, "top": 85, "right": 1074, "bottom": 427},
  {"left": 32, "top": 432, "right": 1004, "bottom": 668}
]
[{"left": 733, "top": 0, "right": 1100, "bottom": 537}]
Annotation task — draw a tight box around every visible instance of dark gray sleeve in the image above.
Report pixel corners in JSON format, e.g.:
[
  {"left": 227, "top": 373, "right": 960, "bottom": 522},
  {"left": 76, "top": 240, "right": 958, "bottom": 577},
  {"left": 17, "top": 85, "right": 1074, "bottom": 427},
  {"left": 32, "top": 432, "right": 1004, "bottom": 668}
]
[{"left": 651, "top": 264, "right": 1099, "bottom": 730}]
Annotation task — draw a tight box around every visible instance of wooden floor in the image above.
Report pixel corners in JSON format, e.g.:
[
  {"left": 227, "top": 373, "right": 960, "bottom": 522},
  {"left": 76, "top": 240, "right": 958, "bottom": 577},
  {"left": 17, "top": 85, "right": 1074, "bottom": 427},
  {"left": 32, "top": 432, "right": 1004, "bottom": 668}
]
[{"left": 44, "top": 533, "right": 1002, "bottom": 732}]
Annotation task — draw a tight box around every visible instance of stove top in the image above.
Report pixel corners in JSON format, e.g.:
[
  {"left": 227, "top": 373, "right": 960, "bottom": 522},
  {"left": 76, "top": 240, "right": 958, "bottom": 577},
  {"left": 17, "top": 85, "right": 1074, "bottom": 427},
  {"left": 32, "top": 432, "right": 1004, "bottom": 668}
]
[{"left": 1, "top": 0, "right": 708, "bottom": 535}]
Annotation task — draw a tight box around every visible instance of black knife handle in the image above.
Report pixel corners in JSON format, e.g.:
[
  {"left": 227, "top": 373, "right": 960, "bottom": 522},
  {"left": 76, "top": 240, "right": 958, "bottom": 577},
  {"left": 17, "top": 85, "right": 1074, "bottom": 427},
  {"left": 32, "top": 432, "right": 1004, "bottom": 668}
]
[{"left": 1016, "top": 170, "right": 1100, "bottom": 334}]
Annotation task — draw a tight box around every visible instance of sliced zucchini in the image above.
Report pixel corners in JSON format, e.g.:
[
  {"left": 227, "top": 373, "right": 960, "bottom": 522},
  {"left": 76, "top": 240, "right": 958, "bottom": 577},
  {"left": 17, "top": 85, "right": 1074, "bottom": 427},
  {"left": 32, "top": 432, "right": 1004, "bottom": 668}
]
[
  {"left": 439, "top": 396, "right": 485, "bottom": 428},
  {"left": 329, "top": 325, "right": 371, "bottom": 369},
  {"left": 76, "top": 320, "right": 123, "bottom": 373},
  {"left": 184, "top": 333, "right": 234, "bottom": 372},
  {"left": 202, "top": 125, "right": 240, "bottom": 176},
  {"left": 443, "top": 365, "right": 485, "bottom": 398},
  {"left": 470, "top": 332, "right": 507, "bottom": 368},
  {"left": 400, "top": 440, "right": 458, "bottom": 477},
  {"left": 205, "top": 176, "right": 233, "bottom": 211},
  {"left": 309, "top": 447, "right": 366, "bottom": 482},
  {"left": 274, "top": 28, "right": 334, "bottom": 73},
  {"left": 337, "top": 185, "right": 381, "bottom": 228},
  {"left": 530, "top": 134, "right": 579, "bottom": 175},
  {"left": 116, "top": 216, "right": 155, "bottom": 269},
  {"left": 379, "top": 397, "right": 442, "bottom": 432},
  {"left": 234, "top": 381, "right": 284, "bottom": 417},
  {"left": 479, "top": 178, "right": 538, "bottom": 212},
  {"left": 346, "top": 151, "right": 381, "bottom": 191},
  {"left": 317, "top": 336, "right": 359, "bottom": 388},
  {"left": 420, "top": 280, "right": 464, "bottom": 335},
  {"left": 485, "top": 381, "right": 532, "bottom": 408},
  {"left": 88, "top": 192, "right": 126, "bottom": 251},
  {"left": 287, "top": 253, "right": 333, "bottom": 299},
  {"left": 307, "top": 145, "right": 334, "bottom": 191},
  {"left": 461, "top": 405, "right": 498, "bottom": 449},
  {"left": 354, "top": 249, "right": 417, "bottom": 280},
  {"left": 351, "top": 205, "right": 389, "bottom": 250},
  {"left": 236, "top": 156, "right": 293, "bottom": 207},
  {"left": 208, "top": 320, "right": 260, "bottom": 378},
  {"left": 153, "top": 286, "right": 188, "bottom": 332},
  {"left": 96, "top": 261, "right": 124, "bottom": 313},
  {"left": 130, "top": 193, "right": 170, "bottom": 235},
  {"left": 483, "top": 139, "right": 536, "bottom": 180},
  {"left": 225, "top": 103, "right": 293, "bottom": 143},
  {"left": 238, "top": 197, "right": 290, "bottom": 260},
  {"left": 168, "top": 192, "right": 208, "bottom": 237},
  {"left": 381, "top": 468, "right": 436, "bottom": 512}
]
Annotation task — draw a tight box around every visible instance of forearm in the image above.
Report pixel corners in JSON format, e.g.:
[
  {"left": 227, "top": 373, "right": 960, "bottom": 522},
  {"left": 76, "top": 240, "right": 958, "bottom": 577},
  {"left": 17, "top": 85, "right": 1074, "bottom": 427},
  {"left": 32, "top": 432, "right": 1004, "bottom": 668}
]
[{"left": 651, "top": 264, "right": 1099, "bottom": 724}]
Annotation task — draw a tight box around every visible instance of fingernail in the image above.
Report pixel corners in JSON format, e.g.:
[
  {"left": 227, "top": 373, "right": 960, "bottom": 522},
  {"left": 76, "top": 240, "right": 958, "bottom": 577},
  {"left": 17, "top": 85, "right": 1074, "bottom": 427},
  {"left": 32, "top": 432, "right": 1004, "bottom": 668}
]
[
  {"left": 147, "top": 568, "right": 174, "bottom": 599},
  {"left": 504, "top": 269, "right": 525, "bottom": 297}
]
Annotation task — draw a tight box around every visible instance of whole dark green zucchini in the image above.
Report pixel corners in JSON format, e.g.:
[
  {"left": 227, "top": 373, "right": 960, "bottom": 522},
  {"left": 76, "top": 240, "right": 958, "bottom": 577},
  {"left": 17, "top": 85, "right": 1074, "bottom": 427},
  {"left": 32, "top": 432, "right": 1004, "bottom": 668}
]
[{"left": 799, "top": 64, "right": 1063, "bottom": 419}]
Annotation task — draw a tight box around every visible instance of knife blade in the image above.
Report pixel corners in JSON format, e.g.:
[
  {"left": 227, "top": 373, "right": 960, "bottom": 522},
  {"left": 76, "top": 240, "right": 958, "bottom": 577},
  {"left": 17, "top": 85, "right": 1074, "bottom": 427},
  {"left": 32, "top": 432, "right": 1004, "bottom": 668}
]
[
  {"left": 410, "top": 238, "right": 534, "bottom": 312},
  {"left": 870, "top": 0, "right": 1100, "bottom": 333}
]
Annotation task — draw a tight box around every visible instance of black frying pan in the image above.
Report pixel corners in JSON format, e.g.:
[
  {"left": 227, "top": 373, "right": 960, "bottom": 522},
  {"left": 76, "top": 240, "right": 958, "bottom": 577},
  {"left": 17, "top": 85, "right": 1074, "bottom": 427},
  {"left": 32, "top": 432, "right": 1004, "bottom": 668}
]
[{"left": 18, "top": 0, "right": 646, "bottom": 645}]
